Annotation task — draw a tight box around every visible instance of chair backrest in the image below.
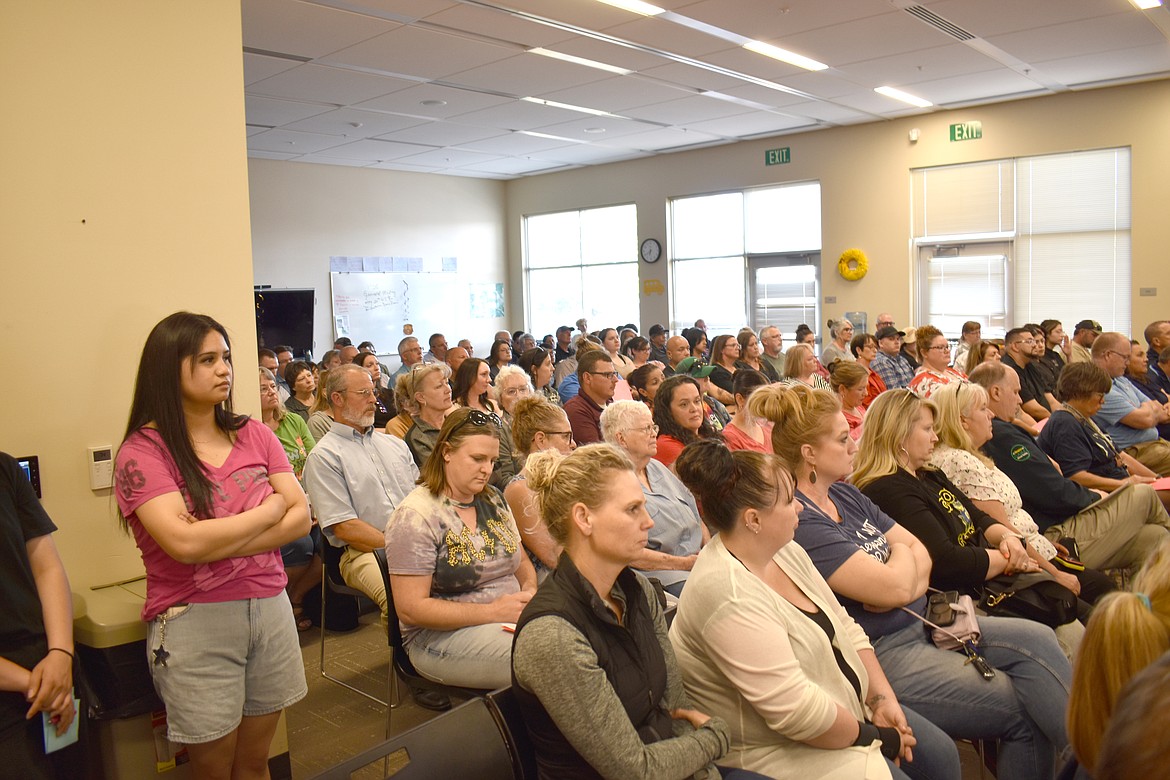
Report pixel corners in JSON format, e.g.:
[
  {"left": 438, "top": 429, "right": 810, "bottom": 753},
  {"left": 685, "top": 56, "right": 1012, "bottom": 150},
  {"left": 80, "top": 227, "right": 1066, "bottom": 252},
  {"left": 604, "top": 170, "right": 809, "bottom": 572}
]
[
  {"left": 486, "top": 687, "right": 539, "bottom": 780},
  {"left": 310, "top": 697, "right": 515, "bottom": 780},
  {"left": 372, "top": 547, "right": 423, "bottom": 678}
]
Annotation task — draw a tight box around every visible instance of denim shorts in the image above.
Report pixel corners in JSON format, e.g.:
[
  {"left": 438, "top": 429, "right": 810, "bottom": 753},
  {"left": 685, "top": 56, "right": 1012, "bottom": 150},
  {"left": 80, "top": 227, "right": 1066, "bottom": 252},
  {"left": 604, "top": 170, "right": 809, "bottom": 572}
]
[{"left": 146, "top": 595, "right": 308, "bottom": 743}]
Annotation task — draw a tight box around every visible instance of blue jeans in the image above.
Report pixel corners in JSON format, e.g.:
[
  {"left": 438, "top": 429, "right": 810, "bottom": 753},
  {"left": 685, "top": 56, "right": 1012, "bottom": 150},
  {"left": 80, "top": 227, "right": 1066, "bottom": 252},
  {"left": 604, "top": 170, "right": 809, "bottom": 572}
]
[
  {"left": 873, "top": 616, "right": 1072, "bottom": 780},
  {"left": 889, "top": 705, "right": 961, "bottom": 780},
  {"left": 406, "top": 623, "right": 514, "bottom": 689}
]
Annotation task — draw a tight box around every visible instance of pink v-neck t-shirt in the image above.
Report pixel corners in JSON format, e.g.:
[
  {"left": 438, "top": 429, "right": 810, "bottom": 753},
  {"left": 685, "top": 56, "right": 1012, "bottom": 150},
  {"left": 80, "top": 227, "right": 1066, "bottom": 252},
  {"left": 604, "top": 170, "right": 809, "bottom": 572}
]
[{"left": 116, "top": 419, "right": 292, "bottom": 620}]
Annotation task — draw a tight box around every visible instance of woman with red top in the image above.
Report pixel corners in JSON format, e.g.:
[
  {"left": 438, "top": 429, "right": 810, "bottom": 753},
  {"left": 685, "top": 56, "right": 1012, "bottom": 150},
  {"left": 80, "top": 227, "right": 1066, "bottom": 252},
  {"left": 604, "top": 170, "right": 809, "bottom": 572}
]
[
  {"left": 652, "top": 375, "right": 720, "bottom": 467},
  {"left": 722, "top": 369, "right": 773, "bottom": 453},
  {"left": 115, "top": 312, "right": 310, "bottom": 779},
  {"left": 850, "top": 332, "right": 887, "bottom": 409},
  {"left": 831, "top": 361, "right": 871, "bottom": 441}
]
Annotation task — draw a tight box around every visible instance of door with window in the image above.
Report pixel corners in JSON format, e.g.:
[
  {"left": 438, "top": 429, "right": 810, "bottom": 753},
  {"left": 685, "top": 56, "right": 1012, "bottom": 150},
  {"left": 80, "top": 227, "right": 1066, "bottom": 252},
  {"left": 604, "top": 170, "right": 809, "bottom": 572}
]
[
  {"left": 749, "top": 253, "right": 820, "bottom": 344},
  {"left": 916, "top": 242, "right": 1010, "bottom": 339}
]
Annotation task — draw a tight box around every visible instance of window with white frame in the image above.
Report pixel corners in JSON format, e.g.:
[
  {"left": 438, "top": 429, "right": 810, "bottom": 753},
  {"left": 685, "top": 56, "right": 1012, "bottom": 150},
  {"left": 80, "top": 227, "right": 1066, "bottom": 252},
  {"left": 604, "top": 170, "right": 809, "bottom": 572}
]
[
  {"left": 912, "top": 148, "right": 1131, "bottom": 338},
  {"left": 524, "top": 204, "right": 639, "bottom": 338},
  {"left": 670, "top": 182, "right": 821, "bottom": 334}
]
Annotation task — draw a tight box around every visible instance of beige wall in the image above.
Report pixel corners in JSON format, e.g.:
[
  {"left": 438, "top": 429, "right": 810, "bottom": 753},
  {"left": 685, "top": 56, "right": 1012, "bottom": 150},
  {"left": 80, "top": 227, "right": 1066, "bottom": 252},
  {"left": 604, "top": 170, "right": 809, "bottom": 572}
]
[
  {"left": 248, "top": 159, "right": 507, "bottom": 358},
  {"left": 505, "top": 79, "right": 1170, "bottom": 336},
  {"left": 0, "top": 1, "right": 257, "bottom": 588}
]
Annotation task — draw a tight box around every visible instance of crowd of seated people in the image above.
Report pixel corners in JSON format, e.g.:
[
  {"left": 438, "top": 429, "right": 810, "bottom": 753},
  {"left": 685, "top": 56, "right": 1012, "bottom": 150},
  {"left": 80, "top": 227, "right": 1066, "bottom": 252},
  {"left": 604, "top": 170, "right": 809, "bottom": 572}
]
[{"left": 13, "top": 312, "right": 1166, "bottom": 779}]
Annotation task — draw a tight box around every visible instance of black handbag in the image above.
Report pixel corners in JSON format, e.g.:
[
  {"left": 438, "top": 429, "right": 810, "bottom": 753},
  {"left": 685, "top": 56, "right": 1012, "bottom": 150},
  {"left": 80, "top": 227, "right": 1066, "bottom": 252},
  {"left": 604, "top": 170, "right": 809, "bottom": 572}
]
[{"left": 980, "top": 571, "right": 1078, "bottom": 627}]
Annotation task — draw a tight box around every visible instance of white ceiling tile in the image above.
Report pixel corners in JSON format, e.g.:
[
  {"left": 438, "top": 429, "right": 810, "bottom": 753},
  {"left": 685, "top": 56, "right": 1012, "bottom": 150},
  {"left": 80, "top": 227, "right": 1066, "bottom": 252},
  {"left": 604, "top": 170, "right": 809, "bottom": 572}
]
[
  {"left": 355, "top": 83, "right": 515, "bottom": 118},
  {"left": 930, "top": 0, "right": 1128, "bottom": 39},
  {"left": 903, "top": 69, "right": 1048, "bottom": 106},
  {"left": 379, "top": 122, "right": 508, "bottom": 147},
  {"left": 1035, "top": 44, "right": 1170, "bottom": 88},
  {"left": 623, "top": 94, "right": 758, "bottom": 125},
  {"left": 711, "top": 83, "right": 824, "bottom": 108},
  {"left": 421, "top": 4, "right": 578, "bottom": 48},
  {"left": 533, "top": 76, "right": 692, "bottom": 112},
  {"left": 368, "top": 160, "right": 445, "bottom": 173},
  {"left": 602, "top": 125, "right": 724, "bottom": 151},
  {"left": 529, "top": 115, "right": 659, "bottom": 140},
  {"left": 684, "top": 112, "right": 819, "bottom": 138},
  {"left": 782, "top": 100, "right": 873, "bottom": 124},
  {"left": 527, "top": 144, "right": 645, "bottom": 164},
  {"left": 772, "top": 71, "right": 868, "bottom": 100},
  {"left": 461, "top": 132, "right": 581, "bottom": 156},
  {"left": 461, "top": 158, "right": 575, "bottom": 176},
  {"left": 281, "top": 107, "right": 429, "bottom": 137},
  {"left": 638, "top": 61, "right": 747, "bottom": 92},
  {"left": 319, "top": 25, "right": 519, "bottom": 80},
  {"left": 445, "top": 53, "right": 612, "bottom": 96},
  {"left": 394, "top": 147, "right": 506, "bottom": 167},
  {"left": 246, "top": 125, "right": 268, "bottom": 136},
  {"left": 248, "top": 150, "right": 301, "bottom": 161},
  {"left": 489, "top": 0, "right": 639, "bottom": 30},
  {"left": 834, "top": 43, "right": 1005, "bottom": 89},
  {"left": 245, "top": 96, "right": 334, "bottom": 127},
  {"left": 699, "top": 45, "right": 810, "bottom": 83},
  {"left": 779, "top": 11, "right": 949, "bottom": 68},
  {"left": 601, "top": 16, "right": 730, "bottom": 57},
  {"left": 986, "top": 13, "right": 1166, "bottom": 64},
  {"left": 247, "top": 128, "right": 349, "bottom": 154},
  {"left": 540, "top": 36, "right": 673, "bottom": 73},
  {"left": 292, "top": 154, "right": 376, "bottom": 167},
  {"left": 248, "top": 63, "right": 416, "bottom": 105},
  {"left": 332, "top": 0, "right": 459, "bottom": 22},
  {"left": 433, "top": 169, "right": 512, "bottom": 179},
  {"left": 445, "top": 99, "right": 590, "bottom": 130},
  {"left": 321, "top": 138, "right": 437, "bottom": 160},
  {"left": 242, "top": 0, "right": 400, "bottom": 59},
  {"left": 678, "top": 0, "right": 895, "bottom": 40},
  {"left": 243, "top": 52, "right": 298, "bottom": 86}
]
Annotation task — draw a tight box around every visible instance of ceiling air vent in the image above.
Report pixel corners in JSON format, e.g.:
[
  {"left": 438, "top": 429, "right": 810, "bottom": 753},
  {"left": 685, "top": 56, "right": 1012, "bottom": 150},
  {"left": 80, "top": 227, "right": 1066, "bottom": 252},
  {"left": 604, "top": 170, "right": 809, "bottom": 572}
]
[{"left": 902, "top": 5, "right": 976, "bottom": 41}]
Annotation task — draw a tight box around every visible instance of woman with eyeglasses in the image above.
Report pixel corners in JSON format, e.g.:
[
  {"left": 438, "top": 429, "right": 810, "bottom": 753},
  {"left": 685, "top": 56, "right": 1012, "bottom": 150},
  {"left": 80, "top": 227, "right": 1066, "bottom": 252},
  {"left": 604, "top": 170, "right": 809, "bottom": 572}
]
[
  {"left": 707, "top": 334, "right": 742, "bottom": 403},
  {"left": 355, "top": 351, "right": 396, "bottom": 429},
  {"left": 384, "top": 406, "right": 537, "bottom": 689},
  {"left": 505, "top": 396, "right": 576, "bottom": 580},
  {"left": 494, "top": 365, "right": 533, "bottom": 427},
  {"left": 260, "top": 367, "right": 320, "bottom": 632},
  {"left": 1036, "top": 362, "right": 1169, "bottom": 510},
  {"left": 115, "top": 312, "right": 310, "bottom": 778},
  {"left": 908, "top": 326, "right": 966, "bottom": 399},
  {"left": 653, "top": 375, "right": 721, "bottom": 468},
  {"left": 821, "top": 318, "right": 856, "bottom": 367},
  {"left": 850, "top": 333, "right": 887, "bottom": 410},
  {"left": 602, "top": 401, "right": 708, "bottom": 596}
]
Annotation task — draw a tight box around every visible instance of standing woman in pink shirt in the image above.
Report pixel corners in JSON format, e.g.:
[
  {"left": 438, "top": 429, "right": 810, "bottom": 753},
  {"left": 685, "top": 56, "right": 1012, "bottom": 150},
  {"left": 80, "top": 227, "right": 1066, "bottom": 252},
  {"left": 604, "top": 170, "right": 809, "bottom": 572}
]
[{"left": 114, "top": 312, "right": 310, "bottom": 780}]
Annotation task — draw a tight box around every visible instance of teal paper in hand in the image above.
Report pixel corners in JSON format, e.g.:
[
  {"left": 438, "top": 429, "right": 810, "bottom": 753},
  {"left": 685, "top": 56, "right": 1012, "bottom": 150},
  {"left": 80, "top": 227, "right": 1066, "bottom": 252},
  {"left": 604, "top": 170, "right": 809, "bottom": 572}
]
[{"left": 42, "top": 697, "right": 80, "bottom": 754}]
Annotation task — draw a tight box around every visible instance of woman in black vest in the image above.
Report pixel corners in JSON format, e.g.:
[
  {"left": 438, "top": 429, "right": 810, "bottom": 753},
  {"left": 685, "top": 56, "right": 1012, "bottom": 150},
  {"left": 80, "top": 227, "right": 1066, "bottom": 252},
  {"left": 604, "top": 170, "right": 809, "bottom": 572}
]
[{"left": 512, "top": 443, "right": 766, "bottom": 780}]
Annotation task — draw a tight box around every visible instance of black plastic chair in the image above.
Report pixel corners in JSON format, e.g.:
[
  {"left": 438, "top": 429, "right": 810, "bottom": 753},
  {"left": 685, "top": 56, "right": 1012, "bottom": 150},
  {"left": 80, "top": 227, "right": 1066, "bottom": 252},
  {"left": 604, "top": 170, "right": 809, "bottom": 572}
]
[
  {"left": 309, "top": 697, "right": 514, "bottom": 780},
  {"left": 373, "top": 547, "right": 492, "bottom": 733},
  {"left": 318, "top": 535, "right": 386, "bottom": 706},
  {"left": 485, "top": 687, "right": 539, "bottom": 780}
]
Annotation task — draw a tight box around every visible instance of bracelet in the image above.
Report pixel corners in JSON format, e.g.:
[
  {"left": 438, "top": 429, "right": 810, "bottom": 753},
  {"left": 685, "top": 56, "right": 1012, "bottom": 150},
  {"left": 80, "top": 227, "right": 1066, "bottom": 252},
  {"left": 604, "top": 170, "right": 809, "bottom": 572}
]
[{"left": 48, "top": 647, "right": 74, "bottom": 661}]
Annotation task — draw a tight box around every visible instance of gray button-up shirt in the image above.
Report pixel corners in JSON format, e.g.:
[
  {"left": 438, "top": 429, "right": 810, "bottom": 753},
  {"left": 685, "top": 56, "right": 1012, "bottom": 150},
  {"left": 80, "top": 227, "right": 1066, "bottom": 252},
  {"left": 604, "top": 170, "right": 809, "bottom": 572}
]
[{"left": 304, "top": 423, "right": 419, "bottom": 545}]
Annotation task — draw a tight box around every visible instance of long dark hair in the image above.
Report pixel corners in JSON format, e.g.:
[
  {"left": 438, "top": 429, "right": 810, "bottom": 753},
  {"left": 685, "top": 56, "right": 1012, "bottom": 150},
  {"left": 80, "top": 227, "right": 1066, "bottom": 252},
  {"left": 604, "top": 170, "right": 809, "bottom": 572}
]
[
  {"left": 118, "top": 312, "right": 247, "bottom": 528},
  {"left": 451, "top": 357, "right": 493, "bottom": 409},
  {"left": 653, "top": 374, "right": 718, "bottom": 445},
  {"left": 518, "top": 347, "right": 551, "bottom": 388}
]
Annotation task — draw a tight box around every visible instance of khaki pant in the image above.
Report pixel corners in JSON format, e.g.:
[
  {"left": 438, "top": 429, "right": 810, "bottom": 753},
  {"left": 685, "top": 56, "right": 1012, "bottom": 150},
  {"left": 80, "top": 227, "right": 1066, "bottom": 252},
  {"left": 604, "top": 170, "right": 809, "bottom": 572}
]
[
  {"left": 339, "top": 546, "right": 388, "bottom": 616},
  {"left": 1045, "top": 483, "right": 1170, "bottom": 572},
  {"left": 1124, "top": 439, "right": 1170, "bottom": 477}
]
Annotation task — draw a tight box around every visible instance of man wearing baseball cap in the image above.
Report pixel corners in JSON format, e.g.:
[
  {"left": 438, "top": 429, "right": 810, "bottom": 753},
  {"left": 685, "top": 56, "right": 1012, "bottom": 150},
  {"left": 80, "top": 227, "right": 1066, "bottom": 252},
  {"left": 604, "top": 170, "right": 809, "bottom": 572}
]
[
  {"left": 1070, "top": 320, "right": 1102, "bottom": 364},
  {"left": 648, "top": 323, "right": 669, "bottom": 364}
]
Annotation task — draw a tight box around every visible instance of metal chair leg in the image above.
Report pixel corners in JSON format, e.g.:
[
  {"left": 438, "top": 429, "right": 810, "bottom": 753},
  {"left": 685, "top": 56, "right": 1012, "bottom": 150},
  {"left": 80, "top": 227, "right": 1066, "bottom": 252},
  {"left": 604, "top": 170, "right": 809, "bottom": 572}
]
[{"left": 318, "top": 562, "right": 387, "bottom": 706}]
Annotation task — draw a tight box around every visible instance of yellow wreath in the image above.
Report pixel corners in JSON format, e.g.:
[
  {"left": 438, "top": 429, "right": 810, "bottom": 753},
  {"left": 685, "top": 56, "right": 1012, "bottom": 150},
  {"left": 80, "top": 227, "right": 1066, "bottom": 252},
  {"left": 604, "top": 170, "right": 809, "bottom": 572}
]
[{"left": 838, "top": 248, "right": 868, "bottom": 281}]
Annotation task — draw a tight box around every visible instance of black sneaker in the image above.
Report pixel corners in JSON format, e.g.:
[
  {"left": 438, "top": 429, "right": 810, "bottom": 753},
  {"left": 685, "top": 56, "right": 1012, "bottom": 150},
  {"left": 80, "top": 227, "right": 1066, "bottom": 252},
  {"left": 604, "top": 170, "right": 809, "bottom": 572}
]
[{"left": 411, "top": 687, "right": 451, "bottom": 711}]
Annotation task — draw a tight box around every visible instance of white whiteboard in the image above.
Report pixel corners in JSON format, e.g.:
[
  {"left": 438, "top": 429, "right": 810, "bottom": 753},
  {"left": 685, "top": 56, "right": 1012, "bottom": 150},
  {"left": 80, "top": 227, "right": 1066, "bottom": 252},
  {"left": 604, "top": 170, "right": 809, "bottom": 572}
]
[{"left": 329, "top": 272, "right": 505, "bottom": 360}]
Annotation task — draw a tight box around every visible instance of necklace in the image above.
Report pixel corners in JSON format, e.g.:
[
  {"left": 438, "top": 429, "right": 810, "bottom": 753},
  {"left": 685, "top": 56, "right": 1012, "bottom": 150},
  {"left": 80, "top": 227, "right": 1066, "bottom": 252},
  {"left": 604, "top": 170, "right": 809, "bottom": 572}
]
[{"left": 449, "top": 496, "right": 476, "bottom": 509}]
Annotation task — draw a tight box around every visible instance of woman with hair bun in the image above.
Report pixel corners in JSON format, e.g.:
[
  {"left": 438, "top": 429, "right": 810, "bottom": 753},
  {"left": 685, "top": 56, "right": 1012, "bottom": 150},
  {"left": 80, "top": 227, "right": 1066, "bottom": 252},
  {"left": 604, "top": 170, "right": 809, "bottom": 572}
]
[
  {"left": 1067, "top": 540, "right": 1170, "bottom": 779},
  {"left": 721, "top": 369, "right": 772, "bottom": 453},
  {"left": 511, "top": 444, "right": 762, "bottom": 780},
  {"left": 671, "top": 439, "right": 956, "bottom": 780},
  {"left": 750, "top": 383, "right": 1072, "bottom": 780}
]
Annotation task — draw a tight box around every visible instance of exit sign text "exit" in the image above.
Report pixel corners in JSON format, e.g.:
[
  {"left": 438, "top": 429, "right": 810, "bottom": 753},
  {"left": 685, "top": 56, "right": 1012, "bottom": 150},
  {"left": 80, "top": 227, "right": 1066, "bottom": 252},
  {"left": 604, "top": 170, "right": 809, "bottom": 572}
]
[
  {"left": 949, "top": 121, "right": 982, "bottom": 142},
  {"left": 765, "top": 147, "right": 791, "bottom": 165}
]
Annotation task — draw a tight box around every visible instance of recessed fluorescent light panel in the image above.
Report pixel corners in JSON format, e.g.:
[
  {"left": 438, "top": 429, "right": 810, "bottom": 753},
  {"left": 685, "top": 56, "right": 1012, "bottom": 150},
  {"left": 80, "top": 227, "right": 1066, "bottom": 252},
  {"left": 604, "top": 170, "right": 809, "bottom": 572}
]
[
  {"left": 743, "top": 40, "right": 828, "bottom": 72},
  {"left": 529, "top": 48, "right": 632, "bottom": 75},
  {"left": 1129, "top": 0, "right": 1162, "bottom": 10},
  {"left": 874, "top": 86, "right": 933, "bottom": 108},
  {"left": 521, "top": 97, "right": 617, "bottom": 117},
  {"left": 596, "top": 0, "right": 666, "bottom": 15}
]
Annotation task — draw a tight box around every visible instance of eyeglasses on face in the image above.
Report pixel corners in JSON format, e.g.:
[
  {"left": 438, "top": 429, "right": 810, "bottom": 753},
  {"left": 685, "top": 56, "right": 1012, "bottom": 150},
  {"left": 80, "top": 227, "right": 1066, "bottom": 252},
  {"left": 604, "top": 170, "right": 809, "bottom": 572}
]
[
  {"left": 342, "top": 388, "right": 377, "bottom": 398},
  {"left": 586, "top": 371, "right": 620, "bottom": 380},
  {"left": 540, "top": 430, "right": 574, "bottom": 442},
  {"left": 630, "top": 423, "right": 659, "bottom": 436}
]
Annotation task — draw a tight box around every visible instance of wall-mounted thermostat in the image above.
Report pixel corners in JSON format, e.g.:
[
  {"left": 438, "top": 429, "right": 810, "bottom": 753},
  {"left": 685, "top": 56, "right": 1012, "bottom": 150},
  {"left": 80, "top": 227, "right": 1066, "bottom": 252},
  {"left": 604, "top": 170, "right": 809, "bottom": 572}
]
[{"left": 89, "top": 446, "right": 114, "bottom": 490}]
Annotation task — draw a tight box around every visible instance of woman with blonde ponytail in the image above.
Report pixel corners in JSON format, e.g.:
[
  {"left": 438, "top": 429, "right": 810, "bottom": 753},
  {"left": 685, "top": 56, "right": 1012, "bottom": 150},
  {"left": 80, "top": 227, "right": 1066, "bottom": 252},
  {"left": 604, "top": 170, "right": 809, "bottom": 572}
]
[
  {"left": 1067, "top": 540, "right": 1170, "bottom": 778},
  {"left": 510, "top": 444, "right": 756, "bottom": 780}
]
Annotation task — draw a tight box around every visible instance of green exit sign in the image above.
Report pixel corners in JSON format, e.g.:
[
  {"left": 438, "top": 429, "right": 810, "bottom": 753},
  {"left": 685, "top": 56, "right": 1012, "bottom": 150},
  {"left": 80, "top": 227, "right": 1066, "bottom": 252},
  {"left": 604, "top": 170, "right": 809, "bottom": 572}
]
[
  {"left": 949, "top": 121, "right": 983, "bottom": 142},
  {"left": 765, "top": 147, "right": 791, "bottom": 165}
]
